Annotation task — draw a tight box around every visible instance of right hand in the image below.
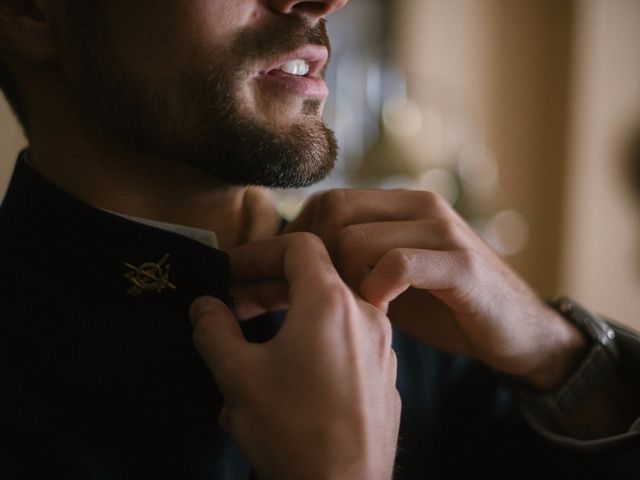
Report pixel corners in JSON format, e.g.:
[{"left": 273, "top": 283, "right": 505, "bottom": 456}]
[{"left": 190, "top": 233, "right": 401, "bottom": 480}]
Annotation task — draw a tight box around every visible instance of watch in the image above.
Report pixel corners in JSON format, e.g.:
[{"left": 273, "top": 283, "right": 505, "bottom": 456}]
[{"left": 517, "top": 296, "right": 619, "bottom": 416}]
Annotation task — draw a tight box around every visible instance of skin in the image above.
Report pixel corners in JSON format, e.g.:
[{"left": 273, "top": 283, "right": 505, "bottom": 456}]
[
  {"left": 282, "top": 189, "right": 640, "bottom": 437},
  {"left": 191, "top": 233, "right": 400, "bottom": 480},
  {"left": 0, "top": 0, "right": 637, "bottom": 476},
  {"left": 0, "top": 0, "right": 339, "bottom": 247},
  {"left": 282, "top": 189, "right": 588, "bottom": 389},
  {"left": 1, "top": 0, "right": 399, "bottom": 477}
]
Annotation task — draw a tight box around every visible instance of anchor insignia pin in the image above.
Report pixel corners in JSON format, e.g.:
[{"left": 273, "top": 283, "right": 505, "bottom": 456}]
[{"left": 124, "top": 254, "right": 176, "bottom": 297}]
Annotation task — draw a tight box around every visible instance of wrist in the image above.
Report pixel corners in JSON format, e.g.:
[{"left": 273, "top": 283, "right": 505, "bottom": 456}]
[
  {"left": 519, "top": 305, "right": 590, "bottom": 392},
  {"left": 516, "top": 297, "right": 620, "bottom": 418},
  {"left": 279, "top": 456, "right": 391, "bottom": 480},
  {"left": 270, "top": 424, "right": 394, "bottom": 480}
]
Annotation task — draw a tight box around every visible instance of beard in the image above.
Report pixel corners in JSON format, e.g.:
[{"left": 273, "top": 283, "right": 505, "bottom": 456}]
[{"left": 63, "top": 3, "right": 337, "bottom": 188}]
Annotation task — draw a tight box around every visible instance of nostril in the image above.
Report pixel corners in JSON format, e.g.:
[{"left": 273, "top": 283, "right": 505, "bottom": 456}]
[
  {"left": 271, "top": 0, "right": 348, "bottom": 17},
  {"left": 291, "top": 2, "right": 332, "bottom": 15}
]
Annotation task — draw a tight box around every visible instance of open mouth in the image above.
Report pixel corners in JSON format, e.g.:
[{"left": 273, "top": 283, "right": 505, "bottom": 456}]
[
  {"left": 269, "top": 59, "right": 311, "bottom": 77},
  {"left": 258, "top": 46, "right": 329, "bottom": 98},
  {"left": 262, "top": 45, "right": 328, "bottom": 79}
]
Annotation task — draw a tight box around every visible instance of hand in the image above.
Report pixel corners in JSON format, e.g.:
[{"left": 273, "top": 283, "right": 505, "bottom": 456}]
[
  {"left": 190, "top": 233, "right": 400, "bottom": 480},
  {"left": 284, "top": 189, "right": 588, "bottom": 391}
]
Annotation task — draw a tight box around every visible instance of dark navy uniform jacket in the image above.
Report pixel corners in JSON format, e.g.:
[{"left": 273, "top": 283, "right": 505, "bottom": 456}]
[{"left": 1, "top": 155, "right": 639, "bottom": 479}]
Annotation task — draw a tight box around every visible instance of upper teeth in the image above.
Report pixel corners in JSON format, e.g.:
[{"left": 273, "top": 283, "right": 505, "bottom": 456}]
[{"left": 279, "top": 59, "right": 310, "bottom": 76}]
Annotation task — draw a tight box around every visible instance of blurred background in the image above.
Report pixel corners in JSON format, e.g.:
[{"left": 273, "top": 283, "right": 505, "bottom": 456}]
[{"left": 1, "top": 0, "right": 639, "bottom": 330}]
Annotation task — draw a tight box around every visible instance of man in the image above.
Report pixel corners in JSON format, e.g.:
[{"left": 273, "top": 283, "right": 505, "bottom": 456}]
[{"left": 0, "top": 0, "right": 638, "bottom": 478}]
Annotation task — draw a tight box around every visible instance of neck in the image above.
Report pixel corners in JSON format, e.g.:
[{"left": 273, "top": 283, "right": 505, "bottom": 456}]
[{"left": 26, "top": 114, "right": 281, "bottom": 251}]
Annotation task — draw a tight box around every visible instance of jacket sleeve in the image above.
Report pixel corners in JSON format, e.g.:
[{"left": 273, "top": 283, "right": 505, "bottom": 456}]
[{"left": 516, "top": 320, "right": 640, "bottom": 451}]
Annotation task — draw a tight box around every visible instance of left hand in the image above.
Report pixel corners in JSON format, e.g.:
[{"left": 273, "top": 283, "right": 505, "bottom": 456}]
[{"left": 284, "top": 189, "right": 588, "bottom": 390}]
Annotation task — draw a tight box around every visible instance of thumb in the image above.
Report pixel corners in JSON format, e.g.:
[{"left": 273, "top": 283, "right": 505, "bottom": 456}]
[{"left": 189, "top": 296, "right": 248, "bottom": 381}]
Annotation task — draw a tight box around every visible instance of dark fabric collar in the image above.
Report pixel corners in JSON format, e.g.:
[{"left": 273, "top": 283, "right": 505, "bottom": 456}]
[
  {"left": 0, "top": 152, "right": 282, "bottom": 478},
  {"left": 0, "top": 151, "right": 231, "bottom": 316}
]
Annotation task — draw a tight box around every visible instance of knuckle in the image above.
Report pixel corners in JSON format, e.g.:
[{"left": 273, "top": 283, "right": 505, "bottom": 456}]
[
  {"left": 319, "top": 278, "right": 349, "bottom": 303},
  {"left": 416, "top": 190, "right": 446, "bottom": 213},
  {"left": 394, "top": 390, "right": 402, "bottom": 411},
  {"left": 385, "top": 248, "right": 413, "bottom": 281},
  {"left": 456, "top": 248, "right": 482, "bottom": 278},
  {"left": 369, "top": 308, "right": 393, "bottom": 347},
  {"left": 292, "top": 191, "right": 324, "bottom": 222},
  {"left": 317, "top": 189, "right": 349, "bottom": 219},
  {"left": 319, "top": 283, "right": 355, "bottom": 320},
  {"left": 430, "top": 192, "right": 450, "bottom": 211},
  {"left": 390, "top": 352, "right": 398, "bottom": 378},
  {"left": 287, "top": 231, "right": 324, "bottom": 250},
  {"left": 332, "top": 282, "right": 356, "bottom": 307},
  {"left": 336, "top": 224, "right": 367, "bottom": 258},
  {"left": 379, "top": 319, "right": 393, "bottom": 349},
  {"left": 306, "top": 190, "right": 326, "bottom": 207},
  {"left": 433, "top": 218, "right": 463, "bottom": 245}
]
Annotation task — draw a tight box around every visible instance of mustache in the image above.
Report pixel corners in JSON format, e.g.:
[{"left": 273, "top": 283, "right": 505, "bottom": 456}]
[{"left": 232, "top": 17, "right": 330, "bottom": 66}]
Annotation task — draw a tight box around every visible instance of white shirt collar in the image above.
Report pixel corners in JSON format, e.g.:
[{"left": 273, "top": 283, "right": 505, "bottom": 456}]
[
  {"left": 20, "top": 151, "right": 219, "bottom": 248},
  {"left": 106, "top": 211, "right": 219, "bottom": 249}
]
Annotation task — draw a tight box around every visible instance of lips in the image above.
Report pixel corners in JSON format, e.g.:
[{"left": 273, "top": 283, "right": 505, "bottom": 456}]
[
  {"left": 256, "top": 45, "right": 330, "bottom": 99},
  {"left": 262, "top": 45, "right": 329, "bottom": 79}
]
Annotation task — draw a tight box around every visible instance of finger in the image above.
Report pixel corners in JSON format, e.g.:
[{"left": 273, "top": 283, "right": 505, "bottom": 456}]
[
  {"left": 283, "top": 189, "right": 462, "bottom": 252},
  {"left": 229, "top": 279, "right": 290, "bottom": 320},
  {"left": 281, "top": 188, "right": 330, "bottom": 234},
  {"left": 335, "top": 219, "right": 472, "bottom": 288},
  {"left": 229, "top": 234, "right": 347, "bottom": 332},
  {"left": 286, "top": 189, "right": 448, "bottom": 233},
  {"left": 190, "top": 296, "right": 250, "bottom": 383},
  {"left": 359, "top": 248, "right": 471, "bottom": 308},
  {"left": 229, "top": 233, "right": 342, "bottom": 291},
  {"left": 393, "top": 389, "right": 402, "bottom": 437},
  {"left": 228, "top": 239, "right": 286, "bottom": 282}
]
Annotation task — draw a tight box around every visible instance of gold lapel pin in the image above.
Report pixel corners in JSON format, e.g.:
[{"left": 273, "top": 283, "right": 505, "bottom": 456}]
[{"left": 124, "top": 254, "right": 176, "bottom": 297}]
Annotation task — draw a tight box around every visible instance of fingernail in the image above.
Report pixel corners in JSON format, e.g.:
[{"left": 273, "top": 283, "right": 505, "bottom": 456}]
[{"left": 189, "top": 296, "right": 217, "bottom": 325}]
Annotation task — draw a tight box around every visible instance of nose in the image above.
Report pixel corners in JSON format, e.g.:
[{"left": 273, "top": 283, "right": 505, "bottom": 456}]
[{"left": 268, "top": 0, "right": 348, "bottom": 19}]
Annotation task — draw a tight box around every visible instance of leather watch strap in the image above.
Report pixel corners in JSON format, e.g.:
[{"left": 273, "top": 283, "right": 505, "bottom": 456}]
[{"left": 517, "top": 297, "right": 618, "bottom": 416}]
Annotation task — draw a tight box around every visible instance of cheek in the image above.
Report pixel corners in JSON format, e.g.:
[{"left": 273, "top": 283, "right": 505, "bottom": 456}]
[{"left": 101, "top": 0, "right": 248, "bottom": 79}]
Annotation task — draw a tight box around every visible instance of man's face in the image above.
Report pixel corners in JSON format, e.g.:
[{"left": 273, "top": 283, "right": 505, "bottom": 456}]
[{"left": 62, "top": 0, "right": 346, "bottom": 187}]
